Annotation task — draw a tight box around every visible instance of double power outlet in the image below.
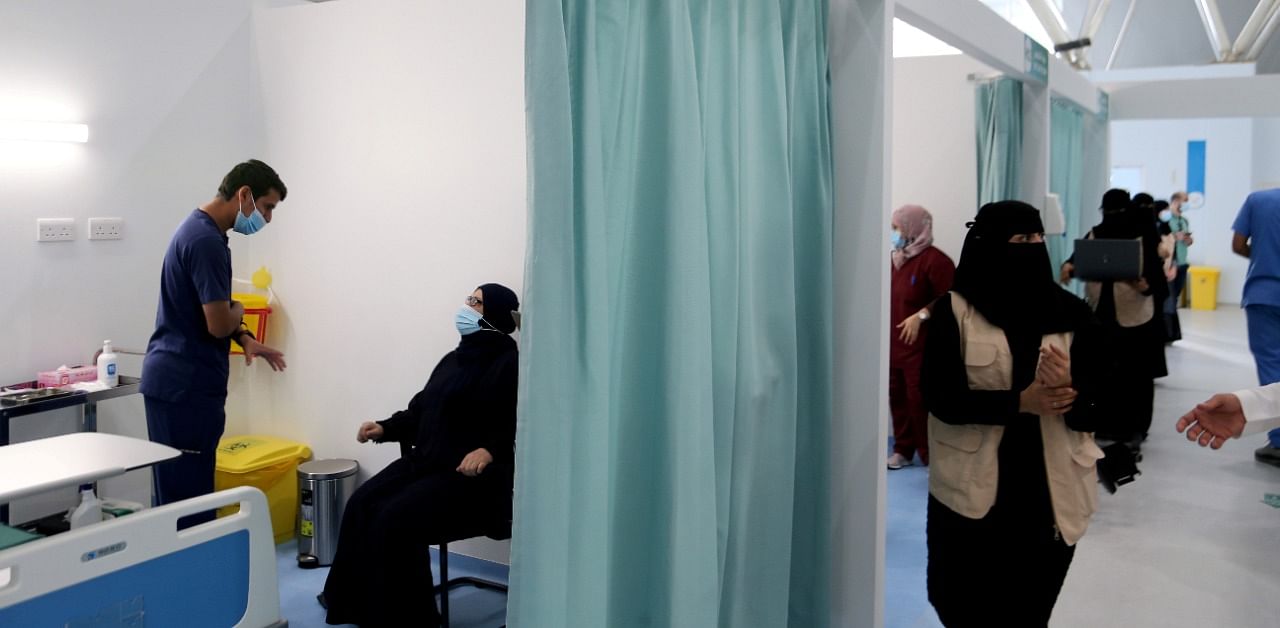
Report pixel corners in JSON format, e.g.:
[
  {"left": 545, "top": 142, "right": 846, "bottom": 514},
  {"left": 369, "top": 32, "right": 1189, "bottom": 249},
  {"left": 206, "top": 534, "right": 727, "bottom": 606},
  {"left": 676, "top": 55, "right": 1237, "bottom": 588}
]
[{"left": 36, "top": 217, "right": 124, "bottom": 242}]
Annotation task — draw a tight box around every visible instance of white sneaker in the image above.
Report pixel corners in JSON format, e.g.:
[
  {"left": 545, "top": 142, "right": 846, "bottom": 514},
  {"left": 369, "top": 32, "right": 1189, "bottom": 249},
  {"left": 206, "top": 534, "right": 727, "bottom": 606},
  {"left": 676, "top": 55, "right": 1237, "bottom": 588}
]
[{"left": 887, "top": 453, "right": 913, "bottom": 470}]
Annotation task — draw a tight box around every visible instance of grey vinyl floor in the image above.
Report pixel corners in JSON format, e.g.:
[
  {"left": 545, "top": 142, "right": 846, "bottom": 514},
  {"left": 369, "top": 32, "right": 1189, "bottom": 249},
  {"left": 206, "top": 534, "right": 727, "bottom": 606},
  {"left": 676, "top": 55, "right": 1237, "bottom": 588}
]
[{"left": 888, "top": 306, "right": 1280, "bottom": 628}]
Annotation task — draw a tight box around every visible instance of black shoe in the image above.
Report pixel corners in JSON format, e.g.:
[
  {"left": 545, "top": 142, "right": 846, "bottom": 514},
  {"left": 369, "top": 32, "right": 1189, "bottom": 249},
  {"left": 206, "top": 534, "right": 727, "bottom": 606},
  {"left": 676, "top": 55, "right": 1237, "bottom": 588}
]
[
  {"left": 316, "top": 593, "right": 328, "bottom": 610},
  {"left": 1098, "top": 442, "right": 1141, "bottom": 492},
  {"left": 1124, "top": 439, "right": 1144, "bottom": 463},
  {"left": 1255, "top": 445, "right": 1280, "bottom": 468}
]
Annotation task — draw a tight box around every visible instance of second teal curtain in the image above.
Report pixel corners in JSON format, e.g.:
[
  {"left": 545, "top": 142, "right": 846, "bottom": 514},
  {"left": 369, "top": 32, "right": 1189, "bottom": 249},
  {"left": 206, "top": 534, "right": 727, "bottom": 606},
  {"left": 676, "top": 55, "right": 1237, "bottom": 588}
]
[
  {"left": 975, "top": 77, "right": 1023, "bottom": 207},
  {"left": 1049, "top": 98, "right": 1085, "bottom": 274},
  {"left": 510, "top": 2, "right": 834, "bottom": 627}
]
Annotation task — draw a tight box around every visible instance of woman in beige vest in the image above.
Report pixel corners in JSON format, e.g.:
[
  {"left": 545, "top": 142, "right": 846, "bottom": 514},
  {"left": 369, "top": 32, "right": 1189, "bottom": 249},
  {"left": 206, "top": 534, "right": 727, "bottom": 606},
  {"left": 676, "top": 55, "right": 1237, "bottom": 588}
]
[
  {"left": 1067, "top": 189, "right": 1168, "bottom": 458},
  {"left": 923, "top": 202, "right": 1109, "bottom": 627}
]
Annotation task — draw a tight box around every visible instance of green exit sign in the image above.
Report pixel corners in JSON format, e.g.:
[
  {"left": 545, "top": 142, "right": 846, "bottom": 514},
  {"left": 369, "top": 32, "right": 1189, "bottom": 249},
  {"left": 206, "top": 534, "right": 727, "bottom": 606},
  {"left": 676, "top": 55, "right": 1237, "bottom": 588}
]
[{"left": 1024, "top": 35, "right": 1049, "bottom": 84}]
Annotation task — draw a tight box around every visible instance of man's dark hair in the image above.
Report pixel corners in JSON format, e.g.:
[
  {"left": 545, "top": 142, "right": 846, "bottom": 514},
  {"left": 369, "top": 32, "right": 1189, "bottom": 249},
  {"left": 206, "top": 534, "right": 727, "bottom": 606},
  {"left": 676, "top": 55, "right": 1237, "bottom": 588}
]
[{"left": 218, "top": 159, "right": 287, "bottom": 202}]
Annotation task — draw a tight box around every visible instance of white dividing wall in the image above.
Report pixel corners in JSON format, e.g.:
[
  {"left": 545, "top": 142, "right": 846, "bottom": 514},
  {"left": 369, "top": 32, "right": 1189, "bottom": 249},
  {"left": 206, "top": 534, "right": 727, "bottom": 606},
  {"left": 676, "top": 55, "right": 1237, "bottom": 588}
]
[
  {"left": 892, "top": 54, "right": 994, "bottom": 260},
  {"left": 0, "top": 0, "right": 274, "bottom": 522},
  {"left": 246, "top": 0, "right": 526, "bottom": 563},
  {"left": 830, "top": 1, "right": 892, "bottom": 625},
  {"left": 1110, "top": 118, "right": 1255, "bottom": 305}
]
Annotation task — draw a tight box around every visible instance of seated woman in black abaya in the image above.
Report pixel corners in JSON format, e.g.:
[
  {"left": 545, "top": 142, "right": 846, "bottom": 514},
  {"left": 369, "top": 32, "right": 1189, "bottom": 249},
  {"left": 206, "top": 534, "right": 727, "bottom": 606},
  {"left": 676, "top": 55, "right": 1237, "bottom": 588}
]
[{"left": 321, "top": 283, "right": 519, "bottom": 628}]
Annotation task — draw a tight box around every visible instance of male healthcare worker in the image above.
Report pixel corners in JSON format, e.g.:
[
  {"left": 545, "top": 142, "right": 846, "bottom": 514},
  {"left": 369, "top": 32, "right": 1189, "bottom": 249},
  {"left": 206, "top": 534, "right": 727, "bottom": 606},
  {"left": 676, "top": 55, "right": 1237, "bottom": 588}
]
[
  {"left": 1232, "top": 187, "right": 1280, "bottom": 467},
  {"left": 141, "top": 160, "right": 289, "bottom": 517}
]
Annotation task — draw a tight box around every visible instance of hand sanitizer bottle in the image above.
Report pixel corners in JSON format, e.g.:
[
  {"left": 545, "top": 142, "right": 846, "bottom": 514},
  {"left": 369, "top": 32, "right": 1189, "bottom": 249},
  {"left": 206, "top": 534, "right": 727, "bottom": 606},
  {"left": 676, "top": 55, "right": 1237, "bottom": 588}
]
[{"left": 97, "top": 340, "right": 119, "bottom": 387}]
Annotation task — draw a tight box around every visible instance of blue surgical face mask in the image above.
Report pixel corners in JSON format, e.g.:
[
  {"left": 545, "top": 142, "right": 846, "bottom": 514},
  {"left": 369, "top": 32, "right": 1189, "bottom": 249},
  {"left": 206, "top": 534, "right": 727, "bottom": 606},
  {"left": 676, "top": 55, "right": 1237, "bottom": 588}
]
[
  {"left": 456, "top": 306, "right": 484, "bottom": 335},
  {"left": 1158, "top": 210, "right": 1173, "bottom": 223},
  {"left": 890, "top": 229, "right": 906, "bottom": 250},
  {"left": 233, "top": 195, "right": 268, "bottom": 235}
]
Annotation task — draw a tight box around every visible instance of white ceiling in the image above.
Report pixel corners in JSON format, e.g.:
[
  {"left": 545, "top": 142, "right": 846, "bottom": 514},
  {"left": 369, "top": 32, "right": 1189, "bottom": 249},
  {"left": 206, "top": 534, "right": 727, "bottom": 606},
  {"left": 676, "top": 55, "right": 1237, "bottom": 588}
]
[{"left": 1061, "top": 0, "right": 1280, "bottom": 72}]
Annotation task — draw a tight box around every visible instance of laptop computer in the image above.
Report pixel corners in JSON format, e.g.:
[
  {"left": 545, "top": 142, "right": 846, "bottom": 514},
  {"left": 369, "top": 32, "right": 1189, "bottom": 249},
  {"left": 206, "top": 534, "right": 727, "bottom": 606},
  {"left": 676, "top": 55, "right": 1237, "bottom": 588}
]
[{"left": 1073, "top": 238, "right": 1143, "bottom": 281}]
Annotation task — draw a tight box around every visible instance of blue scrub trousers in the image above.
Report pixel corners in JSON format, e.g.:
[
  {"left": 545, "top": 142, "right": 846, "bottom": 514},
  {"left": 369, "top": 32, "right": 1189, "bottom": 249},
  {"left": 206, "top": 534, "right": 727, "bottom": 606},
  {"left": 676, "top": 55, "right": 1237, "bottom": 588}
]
[
  {"left": 1246, "top": 305, "right": 1280, "bottom": 447},
  {"left": 144, "top": 395, "right": 226, "bottom": 526}
]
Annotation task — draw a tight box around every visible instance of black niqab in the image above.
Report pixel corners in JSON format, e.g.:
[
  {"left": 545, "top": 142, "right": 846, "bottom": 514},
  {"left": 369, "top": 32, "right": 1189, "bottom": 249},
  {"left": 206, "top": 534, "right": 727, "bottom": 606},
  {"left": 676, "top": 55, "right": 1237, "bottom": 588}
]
[{"left": 952, "top": 201, "right": 1084, "bottom": 335}]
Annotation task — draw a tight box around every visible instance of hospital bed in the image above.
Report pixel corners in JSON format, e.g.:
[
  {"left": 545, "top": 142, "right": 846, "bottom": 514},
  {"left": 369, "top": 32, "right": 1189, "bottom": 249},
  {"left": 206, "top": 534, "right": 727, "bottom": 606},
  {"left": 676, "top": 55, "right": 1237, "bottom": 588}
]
[{"left": 0, "top": 486, "right": 287, "bottom": 627}]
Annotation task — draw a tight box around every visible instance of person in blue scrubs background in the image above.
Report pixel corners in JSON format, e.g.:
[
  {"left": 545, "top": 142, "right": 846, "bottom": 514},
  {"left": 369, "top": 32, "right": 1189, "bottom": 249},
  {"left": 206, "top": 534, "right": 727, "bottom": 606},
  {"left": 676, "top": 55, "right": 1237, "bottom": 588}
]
[
  {"left": 1232, "top": 187, "right": 1280, "bottom": 467},
  {"left": 141, "top": 159, "right": 289, "bottom": 519}
]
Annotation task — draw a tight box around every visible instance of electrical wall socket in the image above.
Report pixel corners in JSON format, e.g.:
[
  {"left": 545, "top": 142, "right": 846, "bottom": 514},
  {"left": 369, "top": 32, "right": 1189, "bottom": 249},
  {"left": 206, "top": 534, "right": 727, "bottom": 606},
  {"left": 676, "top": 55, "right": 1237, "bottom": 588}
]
[
  {"left": 36, "top": 218, "right": 76, "bottom": 242},
  {"left": 88, "top": 217, "right": 124, "bottom": 240}
]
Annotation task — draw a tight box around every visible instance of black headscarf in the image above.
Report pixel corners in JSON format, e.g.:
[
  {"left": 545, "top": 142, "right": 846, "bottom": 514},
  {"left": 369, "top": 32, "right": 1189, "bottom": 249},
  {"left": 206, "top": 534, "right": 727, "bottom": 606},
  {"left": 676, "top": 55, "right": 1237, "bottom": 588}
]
[
  {"left": 1101, "top": 188, "right": 1130, "bottom": 215},
  {"left": 455, "top": 283, "right": 520, "bottom": 365},
  {"left": 477, "top": 283, "right": 519, "bottom": 334},
  {"left": 952, "top": 201, "right": 1084, "bottom": 335},
  {"left": 1093, "top": 188, "right": 1148, "bottom": 239}
]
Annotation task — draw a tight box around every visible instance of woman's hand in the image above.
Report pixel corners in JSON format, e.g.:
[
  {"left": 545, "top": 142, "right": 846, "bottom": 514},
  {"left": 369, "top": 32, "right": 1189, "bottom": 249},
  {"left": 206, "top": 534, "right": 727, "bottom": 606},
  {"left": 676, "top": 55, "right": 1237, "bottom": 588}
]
[
  {"left": 1036, "top": 345, "right": 1072, "bottom": 388},
  {"left": 1059, "top": 262, "right": 1074, "bottom": 285},
  {"left": 1020, "top": 380, "right": 1077, "bottom": 416},
  {"left": 356, "top": 421, "right": 384, "bottom": 443},
  {"left": 457, "top": 448, "right": 494, "bottom": 477},
  {"left": 897, "top": 314, "right": 924, "bottom": 345},
  {"left": 1126, "top": 277, "right": 1150, "bottom": 293}
]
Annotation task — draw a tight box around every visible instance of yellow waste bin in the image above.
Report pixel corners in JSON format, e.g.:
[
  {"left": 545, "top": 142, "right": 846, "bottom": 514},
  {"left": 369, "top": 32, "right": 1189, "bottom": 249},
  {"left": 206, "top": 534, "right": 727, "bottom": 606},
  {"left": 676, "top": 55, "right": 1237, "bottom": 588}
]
[
  {"left": 1189, "top": 266, "right": 1221, "bottom": 311},
  {"left": 215, "top": 435, "right": 312, "bottom": 543}
]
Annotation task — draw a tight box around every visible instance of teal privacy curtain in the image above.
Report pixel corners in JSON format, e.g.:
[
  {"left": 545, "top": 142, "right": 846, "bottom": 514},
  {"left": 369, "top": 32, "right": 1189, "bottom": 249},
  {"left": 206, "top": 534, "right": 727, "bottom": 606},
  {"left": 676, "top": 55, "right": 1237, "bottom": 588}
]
[
  {"left": 1048, "top": 98, "right": 1084, "bottom": 274},
  {"left": 1079, "top": 103, "right": 1111, "bottom": 242},
  {"left": 975, "top": 77, "right": 1023, "bottom": 206},
  {"left": 510, "top": 2, "right": 833, "bottom": 628}
]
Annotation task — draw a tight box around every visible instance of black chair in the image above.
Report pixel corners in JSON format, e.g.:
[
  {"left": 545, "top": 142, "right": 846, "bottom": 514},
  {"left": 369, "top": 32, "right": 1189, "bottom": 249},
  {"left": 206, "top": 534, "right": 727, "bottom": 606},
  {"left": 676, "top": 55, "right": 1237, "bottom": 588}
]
[{"left": 399, "top": 442, "right": 511, "bottom": 628}]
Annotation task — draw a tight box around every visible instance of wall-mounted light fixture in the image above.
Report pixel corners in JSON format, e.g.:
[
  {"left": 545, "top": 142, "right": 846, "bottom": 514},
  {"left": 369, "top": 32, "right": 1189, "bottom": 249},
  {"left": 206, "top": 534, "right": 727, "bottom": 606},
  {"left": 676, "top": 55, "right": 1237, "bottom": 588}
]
[{"left": 0, "top": 120, "right": 89, "bottom": 143}]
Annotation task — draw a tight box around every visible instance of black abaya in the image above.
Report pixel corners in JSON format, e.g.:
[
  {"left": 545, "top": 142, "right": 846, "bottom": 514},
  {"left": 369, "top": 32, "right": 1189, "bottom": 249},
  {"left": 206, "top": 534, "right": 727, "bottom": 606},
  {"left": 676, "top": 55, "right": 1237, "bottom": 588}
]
[{"left": 323, "top": 331, "right": 518, "bottom": 628}]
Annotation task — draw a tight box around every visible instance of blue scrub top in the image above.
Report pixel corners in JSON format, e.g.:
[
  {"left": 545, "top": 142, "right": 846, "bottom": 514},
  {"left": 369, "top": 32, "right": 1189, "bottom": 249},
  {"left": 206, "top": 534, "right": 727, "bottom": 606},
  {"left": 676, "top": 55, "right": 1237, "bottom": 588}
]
[
  {"left": 140, "top": 209, "right": 233, "bottom": 402},
  {"left": 1234, "top": 188, "right": 1280, "bottom": 308}
]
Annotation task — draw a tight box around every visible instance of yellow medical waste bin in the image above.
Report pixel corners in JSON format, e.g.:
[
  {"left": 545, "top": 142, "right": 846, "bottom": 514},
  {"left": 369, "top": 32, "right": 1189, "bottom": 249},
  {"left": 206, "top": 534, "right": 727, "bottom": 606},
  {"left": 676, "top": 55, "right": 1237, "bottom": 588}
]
[
  {"left": 1189, "top": 266, "right": 1221, "bottom": 311},
  {"left": 215, "top": 435, "right": 312, "bottom": 543}
]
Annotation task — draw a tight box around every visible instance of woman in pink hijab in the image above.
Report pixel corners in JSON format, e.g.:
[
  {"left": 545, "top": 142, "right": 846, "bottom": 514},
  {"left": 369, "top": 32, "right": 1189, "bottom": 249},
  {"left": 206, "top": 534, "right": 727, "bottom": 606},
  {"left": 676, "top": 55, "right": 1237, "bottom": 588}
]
[{"left": 889, "top": 204, "right": 955, "bottom": 470}]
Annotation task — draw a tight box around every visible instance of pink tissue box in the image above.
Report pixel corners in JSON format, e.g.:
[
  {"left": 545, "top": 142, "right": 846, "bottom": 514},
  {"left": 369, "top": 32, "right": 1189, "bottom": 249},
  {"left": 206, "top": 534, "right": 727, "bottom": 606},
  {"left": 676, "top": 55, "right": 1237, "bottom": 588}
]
[{"left": 36, "top": 365, "right": 98, "bottom": 388}]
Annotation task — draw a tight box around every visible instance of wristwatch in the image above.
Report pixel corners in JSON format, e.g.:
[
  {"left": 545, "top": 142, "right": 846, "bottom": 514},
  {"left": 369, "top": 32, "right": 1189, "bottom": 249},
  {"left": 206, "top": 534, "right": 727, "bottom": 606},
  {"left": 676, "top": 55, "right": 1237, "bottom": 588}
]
[
  {"left": 917, "top": 310, "right": 931, "bottom": 321},
  {"left": 231, "top": 326, "right": 256, "bottom": 344}
]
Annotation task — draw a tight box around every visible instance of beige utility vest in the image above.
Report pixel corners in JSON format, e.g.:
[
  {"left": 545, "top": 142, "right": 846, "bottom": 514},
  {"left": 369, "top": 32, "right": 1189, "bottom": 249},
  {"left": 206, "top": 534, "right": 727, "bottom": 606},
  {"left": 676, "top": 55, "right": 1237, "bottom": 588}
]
[
  {"left": 927, "top": 293, "right": 1104, "bottom": 546},
  {"left": 1081, "top": 232, "right": 1154, "bottom": 328}
]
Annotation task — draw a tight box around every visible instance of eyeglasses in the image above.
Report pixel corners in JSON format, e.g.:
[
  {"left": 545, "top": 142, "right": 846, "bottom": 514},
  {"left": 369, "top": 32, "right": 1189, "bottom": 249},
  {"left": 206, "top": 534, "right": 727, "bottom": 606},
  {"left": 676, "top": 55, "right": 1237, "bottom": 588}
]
[{"left": 465, "top": 296, "right": 483, "bottom": 306}]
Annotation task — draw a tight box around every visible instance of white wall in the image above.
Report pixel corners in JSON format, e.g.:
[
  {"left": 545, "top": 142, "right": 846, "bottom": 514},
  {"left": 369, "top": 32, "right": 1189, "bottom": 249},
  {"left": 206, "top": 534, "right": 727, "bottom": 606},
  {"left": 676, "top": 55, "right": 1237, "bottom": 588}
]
[
  {"left": 245, "top": 0, "right": 526, "bottom": 563},
  {"left": 1254, "top": 117, "right": 1280, "bottom": 190},
  {"left": 892, "top": 54, "right": 993, "bottom": 260},
  {"left": 1110, "top": 118, "right": 1255, "bottom": 304},
  {"left": 0, "top": 0, "right": 275, "bottom": 522}
]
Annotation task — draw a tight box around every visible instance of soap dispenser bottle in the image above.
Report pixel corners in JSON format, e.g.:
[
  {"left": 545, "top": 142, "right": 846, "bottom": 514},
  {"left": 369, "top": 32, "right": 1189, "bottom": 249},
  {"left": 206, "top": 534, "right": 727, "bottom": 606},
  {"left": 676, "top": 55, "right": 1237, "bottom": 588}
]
[
  {"left": 97, "top": 340, "right": 119, "bottom": 387},
  {"left": 68, "top": 484, "right": 103, "bottom": 529}
]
